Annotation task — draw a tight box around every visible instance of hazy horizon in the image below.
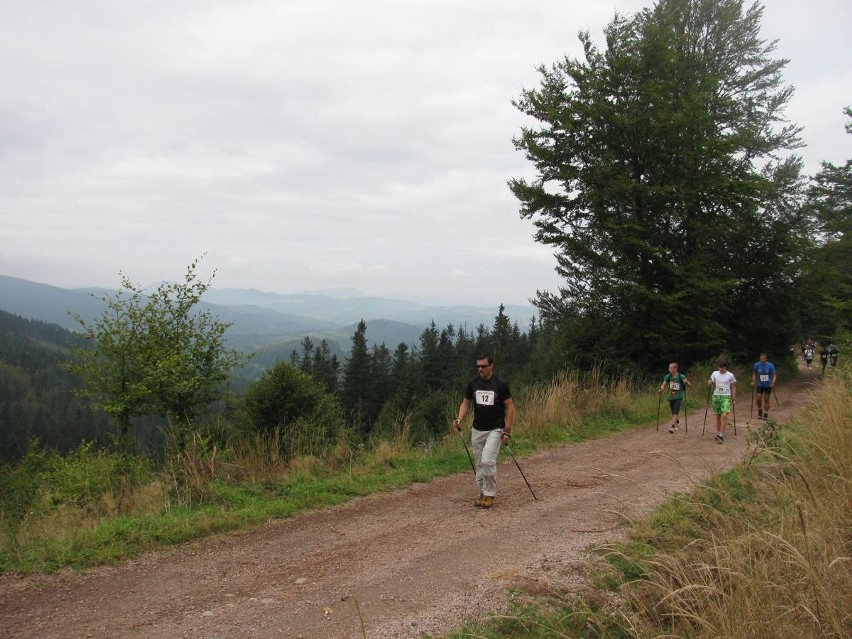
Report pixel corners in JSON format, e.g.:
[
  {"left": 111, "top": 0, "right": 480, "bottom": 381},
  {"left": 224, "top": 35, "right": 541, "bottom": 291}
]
[
  {"left": 0, "top": 271, "right": 537, "bottom": 311},
  {"left": 2, "top": 1, "right": 849, "bottom": 307}
]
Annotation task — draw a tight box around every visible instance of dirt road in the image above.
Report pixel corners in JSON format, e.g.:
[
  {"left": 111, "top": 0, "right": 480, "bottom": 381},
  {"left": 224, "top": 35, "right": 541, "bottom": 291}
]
[{"left": 0, "top": 367, "right": 818, "bottom": 639}]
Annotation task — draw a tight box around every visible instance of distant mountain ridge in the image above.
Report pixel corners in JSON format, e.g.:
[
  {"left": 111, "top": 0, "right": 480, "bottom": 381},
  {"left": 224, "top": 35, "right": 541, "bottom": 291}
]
[
  {"left": 0, "top": 275, "right": 536, "bottom": 353},
  {"left": 202, "top": 287, "right": 535, "bottom": 328}
]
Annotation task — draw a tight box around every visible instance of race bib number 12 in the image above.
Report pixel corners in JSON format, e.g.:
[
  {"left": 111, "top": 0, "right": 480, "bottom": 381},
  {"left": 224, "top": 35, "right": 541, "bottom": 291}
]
[{"left": 475, "top": 390, "right": 496, "bottom": 406}]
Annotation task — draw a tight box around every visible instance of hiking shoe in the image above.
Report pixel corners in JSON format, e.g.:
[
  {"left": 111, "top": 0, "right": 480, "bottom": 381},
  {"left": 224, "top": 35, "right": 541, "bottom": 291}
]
[
  {"left": 763, "top": 413, "right": 769, "bottom": 421},
  {"left": 668, "top": 426, "right": 675, "bottom": 434},
  {"left": 480, "top": 496, "right": 494, "bottom": 509},
  {"left": 474, "top": 494, "right": 485, "bottom": 507},
  {"left": 715, "top": 433, "right": 724, "bottom": 444}
]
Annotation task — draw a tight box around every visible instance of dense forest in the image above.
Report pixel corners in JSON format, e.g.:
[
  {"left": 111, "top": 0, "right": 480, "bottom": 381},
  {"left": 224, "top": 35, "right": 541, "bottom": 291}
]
[
  {"left": 0, "top": 311, "right": 113, "bottom": 459},
  {"left": 0, "top": 303, "right": 552, "bottom": 461}
]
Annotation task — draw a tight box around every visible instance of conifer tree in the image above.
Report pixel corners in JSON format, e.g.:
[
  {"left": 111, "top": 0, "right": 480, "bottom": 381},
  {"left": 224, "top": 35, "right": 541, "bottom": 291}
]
[
  {"left": 419, "top": 321, "right": 443, "bottom": 392},
  {"left": 311, "top": 339, "right": 340, "bottom": 394},
  {"left": 367, "top": 343, "right": 393, "bottom": 424},
  {"left": 340, "top": 320, "right": 371, "bottom": 432},
  {"left": 298, "top": 336, "right": 314, "bottom": 375}
]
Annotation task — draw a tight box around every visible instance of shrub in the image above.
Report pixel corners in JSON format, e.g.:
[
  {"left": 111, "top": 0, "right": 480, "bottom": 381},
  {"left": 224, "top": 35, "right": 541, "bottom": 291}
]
[{"left": 243, "top": 361, "right": 346, "bottom": 459}]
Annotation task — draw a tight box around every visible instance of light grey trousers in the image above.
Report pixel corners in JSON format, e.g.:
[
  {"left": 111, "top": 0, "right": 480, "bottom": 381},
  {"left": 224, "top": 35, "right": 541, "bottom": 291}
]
[{"left": 471, "top": 428, "right": 503, "bottom": 497}]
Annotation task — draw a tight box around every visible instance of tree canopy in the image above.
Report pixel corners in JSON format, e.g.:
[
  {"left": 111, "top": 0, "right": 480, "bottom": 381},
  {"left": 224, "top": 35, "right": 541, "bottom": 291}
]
[
  {"left": 243, "top": 360, "right": 344, "bottom": 459},
  {"left": 510, "top": 0, "right": 807, "bottom": 368},
  {"left": 798, "top": 107, "right": 852, "bottom": 338},
  {"left": 70, "top": 257, "right": 243, "bottom": 447}
]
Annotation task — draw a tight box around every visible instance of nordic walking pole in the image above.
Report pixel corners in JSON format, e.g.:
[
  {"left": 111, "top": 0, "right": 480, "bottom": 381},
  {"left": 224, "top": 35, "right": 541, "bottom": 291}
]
[
  {"left": 655, "top": 391, "right": 662, "bottom": 431},
  {"left": 773, "top": 386, "right": 780, "bottom": 407},
  {"left": 454, "top": 425, "right": 476, "bottom": 475},
  {"left": 750, "top": 383, "right": 754, "bottom": 419},
  {"left": 732, "top": 399, "right": 738, "bottom": 436},
  {"left": 504, "top": 443, "right": 538, "bottom": 501},
  {"left": 702, "top": 385, "right": 712, "bottom": 437},
  {"left": 683, "top": 390, "right": 688, "bottom": 434}
]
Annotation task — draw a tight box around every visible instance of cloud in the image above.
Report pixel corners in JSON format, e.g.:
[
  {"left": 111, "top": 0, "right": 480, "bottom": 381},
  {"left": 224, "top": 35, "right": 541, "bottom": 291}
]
[{"left": 0, "top": 0, "right": 849, "bottom": 307}]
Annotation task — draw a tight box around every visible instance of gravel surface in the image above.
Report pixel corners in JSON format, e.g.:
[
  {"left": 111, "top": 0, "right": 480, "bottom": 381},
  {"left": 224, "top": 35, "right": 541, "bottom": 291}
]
[{"left": 0, "top": 368, "right": 816, "bottom": 639}]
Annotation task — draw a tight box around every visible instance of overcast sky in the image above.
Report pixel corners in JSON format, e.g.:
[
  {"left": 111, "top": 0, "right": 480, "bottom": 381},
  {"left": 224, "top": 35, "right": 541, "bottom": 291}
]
[{"left": 2, "top": 1, "right": 850, "bottom": 307}]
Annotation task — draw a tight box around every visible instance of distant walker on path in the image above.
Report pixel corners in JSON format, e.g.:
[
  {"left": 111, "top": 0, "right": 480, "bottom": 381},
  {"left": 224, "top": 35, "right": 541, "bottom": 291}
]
[
  {"left": 804, "top": 342, "right": 815, "bottom": 371},
  {"left": 752, "top": 353, "right": 777, "bottom": 421},
  {"left": 709, "top": 360, "right": 737, "bottom": 444},
  {"left": 658, "top": 362, "right": 691, "bottom": 434},
  {"left": 827, "top": 343, "right": 839, "bottom": 369}
]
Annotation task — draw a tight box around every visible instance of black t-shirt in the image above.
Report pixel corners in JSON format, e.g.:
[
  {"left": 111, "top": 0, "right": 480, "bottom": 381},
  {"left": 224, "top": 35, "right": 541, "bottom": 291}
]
[{"left": 464, "top": 375, "right": 512, "bottom": 431}]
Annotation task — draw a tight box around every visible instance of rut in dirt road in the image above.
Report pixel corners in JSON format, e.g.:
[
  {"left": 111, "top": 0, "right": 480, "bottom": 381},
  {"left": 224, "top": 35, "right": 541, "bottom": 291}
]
[{"left": 0, "top": 368, "right": 818, "bottom": 639}]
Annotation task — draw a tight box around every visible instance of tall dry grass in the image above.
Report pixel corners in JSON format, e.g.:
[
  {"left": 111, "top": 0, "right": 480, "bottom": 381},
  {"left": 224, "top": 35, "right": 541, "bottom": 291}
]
[
  {"left": 608, "top": 364, "right": 852, "bottom": 638},
  {"left": 518, "top": 365, "right": 645, "bottom": 437},
  {"left": 163, "top": 408, "right": 359, "bottom": 502}
]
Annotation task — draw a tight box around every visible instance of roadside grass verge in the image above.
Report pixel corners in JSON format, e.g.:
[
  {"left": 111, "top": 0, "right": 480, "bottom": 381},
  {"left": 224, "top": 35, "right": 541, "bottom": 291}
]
[
  {"left": 0, "top": 441, "right": 466, "bottom": 573},
  {"left": 1, "top": 367, "right": 662, "bottom": 574},
  {"left": 442, "top": 360, "right": 850, "bottom": 639}
]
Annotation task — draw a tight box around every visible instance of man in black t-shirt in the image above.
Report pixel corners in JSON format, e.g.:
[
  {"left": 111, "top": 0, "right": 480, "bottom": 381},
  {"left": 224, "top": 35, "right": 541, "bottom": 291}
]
[{"left": 453, "top": 353, "right": 515, "bottom": 509}]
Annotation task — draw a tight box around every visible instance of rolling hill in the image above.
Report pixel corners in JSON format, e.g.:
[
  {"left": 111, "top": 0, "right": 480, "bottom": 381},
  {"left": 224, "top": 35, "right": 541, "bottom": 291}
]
[{"left": 0, "top": 275, "right": 535, "bottom": 353}]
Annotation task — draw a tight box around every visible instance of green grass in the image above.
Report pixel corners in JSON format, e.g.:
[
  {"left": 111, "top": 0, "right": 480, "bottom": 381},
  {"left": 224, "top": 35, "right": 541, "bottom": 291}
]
[
  {"left": 436, "top": 595, "right": 635, "bottom": 639},
  {"left": 0, "top": 446, "right": 467, "bottom": 572},
  {"left": 0, "top": 371, "right": 673, "bottom": 574}
]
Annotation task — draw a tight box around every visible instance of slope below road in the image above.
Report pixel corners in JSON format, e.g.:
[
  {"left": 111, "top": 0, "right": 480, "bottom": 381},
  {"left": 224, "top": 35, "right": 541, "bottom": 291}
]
[{"left": 0, "top": 367, "right": 818, "bottom": 639}]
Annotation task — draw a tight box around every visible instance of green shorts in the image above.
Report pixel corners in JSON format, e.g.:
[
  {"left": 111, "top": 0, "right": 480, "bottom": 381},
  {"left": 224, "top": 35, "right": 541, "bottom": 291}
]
[{"left": 712, "top": 395, "right": 732, "bottom": 414}]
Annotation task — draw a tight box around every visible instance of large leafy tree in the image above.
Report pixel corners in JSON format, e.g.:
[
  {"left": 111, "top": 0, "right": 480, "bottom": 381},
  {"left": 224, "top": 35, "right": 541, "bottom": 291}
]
[
  {"left": 144, "top": 260, "right": 244, "bottom": 427},
  {"left": 69, "top": 277, "right": 155, "bottom": 442},
  {"left": 70, "top": 257, "right": 243, "bottom": 447},
  {"left": 510, "top": 0, "right": 805, "bottom": 368}
]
